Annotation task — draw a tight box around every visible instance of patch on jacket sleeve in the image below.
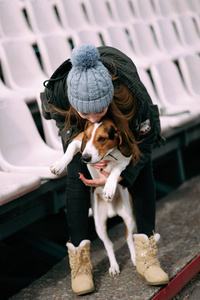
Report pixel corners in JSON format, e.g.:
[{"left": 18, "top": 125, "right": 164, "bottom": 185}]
[{"left": 138, "top": 119, "right": 151, "bottom": 135}]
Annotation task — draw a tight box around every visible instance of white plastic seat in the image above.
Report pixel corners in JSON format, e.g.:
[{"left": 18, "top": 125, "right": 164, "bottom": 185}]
[
  {"left": 0, "top": 0, "right": 35, "bottom": 42},
  {"left": 187, "top": 0, "right": 200, "bottom": 13},
  {"left": 105, "top": 25, "right": 147, "bottom": 68},
  {"left": 68, "top": 26, "right": 113, "bottom": 51},
  {"left": 0, "top": 40, "right": 47, "bottom": 103},
  {"left": 178, "top": 54, "right": 200, "bottom": 100},
  {"left": 173, "top": 15, "right": 200, "bottom": 52},
  {"left": 56, "top": 0, "right": 96, "bottom": 30},
  {"left": 130, "top": 22, "right": 169, "bottom": 67},
  {"left": 113, "top": 0, "right": 138, "bottom": 23},
  {"left": 173, "top": 0, "right": 194, "bottom": 15},
  {"left": 152, "top": 18, "right": 193, "bottom": 60},
  {"left": 0, "top": 98, "right": 64, "bottom": 179},
  {"left": 37, "top": 34, "right": 75, "bottom": 77},
  {"left": 153, "top": 0, "right": 178, "bottom": 18},
  {"left": 150, "top": 60, "right": 200, "bottom": 115},
  {"left": 89, "top": 0, "right": 120, "bottom": 27},
  {"left": 0, "top": 171, "right": 41, "bottom": 206},
  {"left": 131, "top": 0, "right": 159, "bottom": 22},
  {"left": 137, "top": 67, "right": 199, "bottom": 131},
  {"left": 36, "top": 94, "right": 63, "bottom": 151},
  {"left": 24, "top": 0, "right": 67, "bottom": 36}
]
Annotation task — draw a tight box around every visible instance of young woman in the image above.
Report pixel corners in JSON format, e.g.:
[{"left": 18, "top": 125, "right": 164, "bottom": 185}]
[{"left": 40, "top": 44, "right": 169, "bottom": 295}]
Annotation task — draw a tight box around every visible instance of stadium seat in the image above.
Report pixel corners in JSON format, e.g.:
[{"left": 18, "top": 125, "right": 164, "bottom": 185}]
[
  {"left": 130, "top": 22, "right": 169, "bottom": 66},
  {"left": 173, "top": 0, "right": 195, "bottom": 15},
  {"left": 0, "top": 171, "right": 41, "bottom": 206},
  {"left": 131, "top": 0, "right": 159, "bottom": 22},
  {"left": 173, "top": 15, "right": 200, "bottom": 53},
  {"left": 24, "top": 0, "right": 67, "bottom": 36},
  {"left": 151, "top": 18, "right": 193, "bottom": 60},
  {"left": 178, "top": 54, "right": 200, "bottom": 100},
  {"left": 150, "top": 60, "right": 200, "bottom": 115},
  {"left": 56, "top": 0, "right": 96, "bottom": 30},
  {"left": 36, "top": 94, "right": 63, "bottom": 151},
  {"left": 36, "top": 34, "right": 75, "bottom": 76},
  {"left": 113, "top": 0, "right": 138, "bottom": 24},
  {"left": 153, "top": 0, "right": 178, "bottom": 18},
  {"left": 137, "top": 67, "right": 199, "bottom": 130},
  {"left": 89, "top": 0, "right": 120, "bottom": 27},
  {"left": 0, "top": 0, "right": 35, "bottom": 42},
  {"left": 105, "top": 25, "right": 147, "bottom": 68},
  {"left": 0, "top": 39, "right": 47, "bottom": 103},
  {"left": 188, "top": 0, "right": 200, "bottom": 13},
  {"left": 0, "top": 98, "right": 64, "bottom": 179}
]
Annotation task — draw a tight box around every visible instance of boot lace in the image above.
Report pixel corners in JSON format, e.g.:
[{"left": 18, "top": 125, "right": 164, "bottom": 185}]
[
  {"left": 144, "top": 235, "right": 160, "bottom": 268},
  {"left": 70, "top": 247, "right": 93, "bottom": 279}
]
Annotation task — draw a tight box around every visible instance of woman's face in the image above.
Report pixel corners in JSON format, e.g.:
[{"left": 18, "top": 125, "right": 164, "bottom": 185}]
[{"left": 77, "top": 107, "right": 108, "bottom": 123}]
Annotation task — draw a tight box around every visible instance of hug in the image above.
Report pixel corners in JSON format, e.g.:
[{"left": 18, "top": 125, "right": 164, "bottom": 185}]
[{"left": 40, "top": 43, "right": 169, "bottom": 296}]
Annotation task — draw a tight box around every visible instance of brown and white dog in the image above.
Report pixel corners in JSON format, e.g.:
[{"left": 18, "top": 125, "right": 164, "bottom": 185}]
[{"left": 50, "top": 118, "right": 136, "bottom": 276}]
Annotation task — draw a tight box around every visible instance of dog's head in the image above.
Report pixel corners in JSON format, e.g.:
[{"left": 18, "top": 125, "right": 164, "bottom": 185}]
[{"left": 81, "top": 119, "right": 132, "bottom": 164}]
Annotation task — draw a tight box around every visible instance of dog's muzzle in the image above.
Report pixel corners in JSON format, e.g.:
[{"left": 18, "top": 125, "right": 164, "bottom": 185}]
[{"left": 82, "top": 154, "right": 92, "bottom": 163}]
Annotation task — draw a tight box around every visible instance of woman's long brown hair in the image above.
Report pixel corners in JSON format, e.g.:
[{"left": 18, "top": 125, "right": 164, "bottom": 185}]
[{"left": 47, "top": 72, "right": 140, "bottom": 164}]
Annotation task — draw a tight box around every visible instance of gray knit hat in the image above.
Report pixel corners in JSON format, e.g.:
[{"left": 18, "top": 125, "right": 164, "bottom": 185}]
[{"left": 67, "top": 44, "right": 114, "bottom": 113}]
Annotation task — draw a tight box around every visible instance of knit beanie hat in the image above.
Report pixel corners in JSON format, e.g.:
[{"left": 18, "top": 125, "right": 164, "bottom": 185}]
[{"left": 67, "top": 44, "right": 114, "bottom": 113}]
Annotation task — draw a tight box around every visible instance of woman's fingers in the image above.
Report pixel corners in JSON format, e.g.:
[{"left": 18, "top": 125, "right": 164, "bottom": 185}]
[{"left": 79, "top": 172, "right": 106, "bottom": 187}]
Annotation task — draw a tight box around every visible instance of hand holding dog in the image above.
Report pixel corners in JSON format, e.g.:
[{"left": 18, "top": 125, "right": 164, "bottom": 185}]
[{"left": 79, "top": 161, "right": 123, "bottom": 187}]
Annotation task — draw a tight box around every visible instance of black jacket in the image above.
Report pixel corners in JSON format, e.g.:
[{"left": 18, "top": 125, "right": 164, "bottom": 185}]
[{"left": 40, "top": 46, "right": 164, "bottom": 188}]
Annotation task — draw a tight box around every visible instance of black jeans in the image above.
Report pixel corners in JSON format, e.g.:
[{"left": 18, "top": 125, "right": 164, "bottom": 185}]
[{"left": 65, "top": 153, "right": 156, "bottom": 246}]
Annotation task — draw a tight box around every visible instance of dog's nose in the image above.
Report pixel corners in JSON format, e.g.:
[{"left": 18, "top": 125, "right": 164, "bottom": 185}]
[{"left": 82, "top": 154, "right": 92, "bottom": 163}]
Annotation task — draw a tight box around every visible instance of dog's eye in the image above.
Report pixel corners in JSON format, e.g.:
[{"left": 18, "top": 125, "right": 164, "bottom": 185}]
[{"left": 98, "top": 137, "right": 106, "bottom": 143}]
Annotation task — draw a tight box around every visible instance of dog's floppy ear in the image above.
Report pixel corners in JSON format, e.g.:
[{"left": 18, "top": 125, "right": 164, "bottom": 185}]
[
  {"left": 81, "top": 136, "right": 87, "bottom": 152},
  {"left": 81, "top": 121, "right": 90, "bottom": 153},
  {"left": 117, "top": 131, "right": 132, "bottom": 157}
]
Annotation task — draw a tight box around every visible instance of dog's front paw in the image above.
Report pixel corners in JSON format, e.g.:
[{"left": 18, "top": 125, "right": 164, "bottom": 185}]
[
  {"left": 50, "top": 158, "right": 67, "bottom": 175},
  {"left": 103, "top": 181, "right": 117, "bottom": 202},
  {"left": 109, "top": 264, "right": 120, "bottom": 276}
]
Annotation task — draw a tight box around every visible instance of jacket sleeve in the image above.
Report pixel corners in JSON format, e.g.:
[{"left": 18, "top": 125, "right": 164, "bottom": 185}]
[{"left": 120, "top": 102, "right": 161, "bottom": 188}]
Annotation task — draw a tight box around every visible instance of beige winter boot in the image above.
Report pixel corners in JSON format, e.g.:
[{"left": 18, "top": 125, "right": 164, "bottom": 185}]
[
  {"left": 134, "top": 233, "right": 169, "bottom": 285},
  {"left": 67, "top": 240, "right": 95, "bottom": 295}
]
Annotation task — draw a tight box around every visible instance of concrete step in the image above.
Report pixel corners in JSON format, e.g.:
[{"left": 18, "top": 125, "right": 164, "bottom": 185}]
[{"left": 10, "top": 176, "right": 200, "bottom": 300}]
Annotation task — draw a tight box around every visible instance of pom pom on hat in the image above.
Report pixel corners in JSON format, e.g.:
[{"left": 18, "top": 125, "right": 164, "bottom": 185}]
[
  {"left": 71, "top": 43, "right": 100, "bottom": 68},
  {"left": 67, "top": 44, "right": 114, "bottom": 114}
]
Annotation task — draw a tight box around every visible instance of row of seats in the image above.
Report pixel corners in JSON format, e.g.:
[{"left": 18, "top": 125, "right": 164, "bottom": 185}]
[{"left": 0, "top": 0, "right": 200, "bottom": 207}]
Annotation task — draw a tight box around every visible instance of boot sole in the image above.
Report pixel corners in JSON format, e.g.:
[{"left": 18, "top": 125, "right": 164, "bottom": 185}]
[
  {"left": 137, "top": 272, "right": 169, "bottom": 286},
  {"left": 74, "top": 286, "right": 95, "bottom": 296}
]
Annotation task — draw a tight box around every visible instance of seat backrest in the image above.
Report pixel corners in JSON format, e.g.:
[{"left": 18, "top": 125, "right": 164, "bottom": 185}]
[
  {"left": 0, "top": 40, "right": 47, "bottom": 90},
  {"left": 37, "top": 35, "right": 73, "bottom": 76},
  {"left": 78, "top": 28, "right": 112, "bottom": 47},
  {"left": 0, "top": 98, "right": 46, "bottom": 163},
  {"left": 133, "top": 0, "right": 158, "bottom": 20},
  {"left": 156, "top": 18, "right": 183, "bottom": 51},
  {"left": 36, "top": 94, "right": 63, "bottom": 151},
  {"left": 178, "top": 54, "right": 200, "bottom": 94},
  {"left": 113, "top": 0, "right": 137, "bottom": 23},
  {"left": 153, "top": 0, "right": 177, "bottom": 16},
  {"left": 24, "top": 0, "right": 66, "bottom": 35},
  {"left": 137, "top": 67, "right": 162, "bottom": 110},
  {"left": 59, "top": 0, "right": 95, "bottom": 30},
  {"left": 89, "top": 0, "right": 119, "bottom": 26},
  {"left": 150, "top": 60, "right": 192, "bottom": 105},
  {"left": 132, "top": 22, "right": 161, "bottom": 56},
  {"left": 0, "top": 0, "right": 35, "bottom": 41},
  {"left": 177, "top": 15, "right": 200, "bottom": 46},
  {"left": 173, "top": 0, "right": 193, "bottom": 14}
]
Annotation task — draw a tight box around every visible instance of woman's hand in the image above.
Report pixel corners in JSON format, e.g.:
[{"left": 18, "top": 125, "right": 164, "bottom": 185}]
[{"left": 79, "top": 160, "right": 123, "bottom": 187}]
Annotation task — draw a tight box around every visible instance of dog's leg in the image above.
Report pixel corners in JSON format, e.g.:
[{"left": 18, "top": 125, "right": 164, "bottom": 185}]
[
  {"left": 118, "top": 189, "right": 136, "bottom": 266},
  {"left": 92, "top": 189, "right": 120, "bottom": 276},
  {"left": 50, "top": 140, "right": 81, "bottom": 175}
]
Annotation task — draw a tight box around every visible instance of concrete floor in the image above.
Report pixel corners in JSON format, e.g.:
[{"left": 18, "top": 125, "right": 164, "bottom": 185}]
[{"left": 10, "top": 175, "right": 200, "bottom": 300}]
